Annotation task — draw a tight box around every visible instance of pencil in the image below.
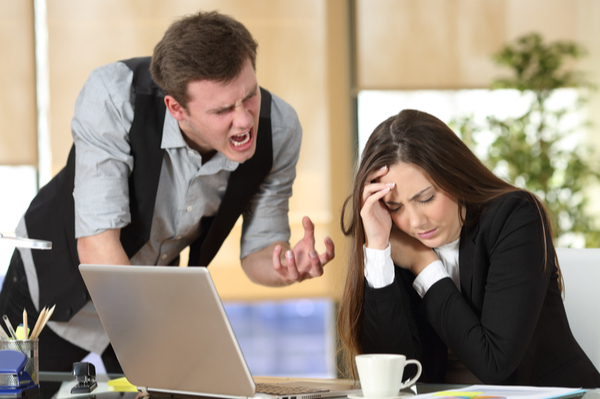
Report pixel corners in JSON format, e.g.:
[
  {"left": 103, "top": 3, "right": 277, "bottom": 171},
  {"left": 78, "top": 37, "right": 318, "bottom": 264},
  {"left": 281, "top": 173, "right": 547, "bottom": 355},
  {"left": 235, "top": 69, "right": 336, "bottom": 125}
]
[
  {"left": 32, "top": 305, "right": 55, "bottom": 340},
  {"left": 29, "top": 307, "right": 47, "bottom": 340},
  {"left": 23, "top": 309, "right": 28, "bottom": 340},
  {"left": 41, "top": 305, "right": 55, "bottom": 326}
]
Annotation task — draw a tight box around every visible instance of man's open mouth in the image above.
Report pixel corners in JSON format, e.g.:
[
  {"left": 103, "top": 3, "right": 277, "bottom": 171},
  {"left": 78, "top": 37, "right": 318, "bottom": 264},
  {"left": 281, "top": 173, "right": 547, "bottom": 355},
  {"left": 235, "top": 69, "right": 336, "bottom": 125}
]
[{"left": 230, "top": 130, "right": 252, "bottom": 147}]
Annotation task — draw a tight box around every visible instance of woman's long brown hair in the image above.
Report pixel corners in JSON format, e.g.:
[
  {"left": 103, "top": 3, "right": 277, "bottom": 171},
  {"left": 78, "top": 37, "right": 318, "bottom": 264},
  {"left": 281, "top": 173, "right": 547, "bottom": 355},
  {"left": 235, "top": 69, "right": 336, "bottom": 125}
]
[{"left": 337, "top": 109, "right": 560, "bottom": 378}]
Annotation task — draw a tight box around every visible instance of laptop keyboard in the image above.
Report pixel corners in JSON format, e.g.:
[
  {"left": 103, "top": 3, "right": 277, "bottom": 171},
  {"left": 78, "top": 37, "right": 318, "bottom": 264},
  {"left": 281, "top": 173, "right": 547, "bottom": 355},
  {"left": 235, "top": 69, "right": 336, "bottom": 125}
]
[{"left": 255, "top": 383, "right": 328, "bottom": 395}]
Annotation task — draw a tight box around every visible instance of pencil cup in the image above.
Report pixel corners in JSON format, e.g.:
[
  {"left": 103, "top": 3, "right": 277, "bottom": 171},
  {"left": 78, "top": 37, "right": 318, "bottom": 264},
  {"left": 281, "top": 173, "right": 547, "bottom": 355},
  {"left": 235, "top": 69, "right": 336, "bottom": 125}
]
[{"left": 0, "top": 339, "right": 39, "bottom": 385}]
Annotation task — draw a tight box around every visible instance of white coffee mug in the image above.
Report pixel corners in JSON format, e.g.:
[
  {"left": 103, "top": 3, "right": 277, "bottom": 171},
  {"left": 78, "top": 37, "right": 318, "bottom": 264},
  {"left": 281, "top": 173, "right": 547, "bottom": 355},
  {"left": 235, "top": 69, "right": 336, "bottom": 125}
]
[{"left": 355, "top": 354, "right": 422, "bottom": 398}]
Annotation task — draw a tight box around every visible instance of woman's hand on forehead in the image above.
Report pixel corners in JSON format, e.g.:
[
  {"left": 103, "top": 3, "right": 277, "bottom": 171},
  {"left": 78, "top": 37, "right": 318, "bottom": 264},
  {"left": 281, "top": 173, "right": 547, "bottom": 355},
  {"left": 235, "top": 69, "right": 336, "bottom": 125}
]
[{"left": 361, "top": 165, "right": 395, "bottom": 250}]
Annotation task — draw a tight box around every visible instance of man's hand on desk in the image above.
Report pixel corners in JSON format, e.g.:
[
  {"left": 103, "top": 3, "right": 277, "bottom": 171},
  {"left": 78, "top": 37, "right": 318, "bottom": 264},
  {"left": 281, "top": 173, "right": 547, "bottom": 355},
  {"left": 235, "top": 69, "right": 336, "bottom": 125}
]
[{"left": 241, "top": 216, "right": 335, "bottom": 286}]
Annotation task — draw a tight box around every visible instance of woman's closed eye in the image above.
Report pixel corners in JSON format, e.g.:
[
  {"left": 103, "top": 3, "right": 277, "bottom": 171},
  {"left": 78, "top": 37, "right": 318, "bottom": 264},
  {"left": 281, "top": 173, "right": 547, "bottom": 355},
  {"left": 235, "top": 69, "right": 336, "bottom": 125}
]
[
  {"left": 387, "top": 194, "right": 435, "bottom": 213},
  {"left": 387, "top": 204, "right": 402, "bottom": 213},
  {"left": 418, "top": 194, "right": 435, "bottom": 204}
]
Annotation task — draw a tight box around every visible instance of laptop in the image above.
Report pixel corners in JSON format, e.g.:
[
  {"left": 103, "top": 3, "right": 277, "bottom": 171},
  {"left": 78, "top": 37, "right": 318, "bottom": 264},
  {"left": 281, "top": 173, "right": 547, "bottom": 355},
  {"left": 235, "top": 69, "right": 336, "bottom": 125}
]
[{"left": 79, "top": 264, "right": 360, "bottom": 399}]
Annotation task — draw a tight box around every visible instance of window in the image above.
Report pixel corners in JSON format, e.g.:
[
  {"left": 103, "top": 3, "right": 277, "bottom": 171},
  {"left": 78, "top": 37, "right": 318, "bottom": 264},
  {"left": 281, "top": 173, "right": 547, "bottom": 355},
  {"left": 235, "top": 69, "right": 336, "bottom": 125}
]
[
  {"left": 224, "top": 299, "right": 336, "bottom": 377},
  {"left": 0, "top": 166, "right": 38, "bottom": 284},
  {"left": 358, "top": 89, "right": 582, "bottom": 159}
]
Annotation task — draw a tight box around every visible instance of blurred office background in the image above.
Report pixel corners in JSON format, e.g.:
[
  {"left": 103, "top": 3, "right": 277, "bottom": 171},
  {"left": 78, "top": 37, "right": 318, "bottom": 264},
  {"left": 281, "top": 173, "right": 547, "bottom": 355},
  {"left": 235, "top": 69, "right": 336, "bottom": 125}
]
[{"left": 1, "top": 0, "right": 599, "bottom": 377}]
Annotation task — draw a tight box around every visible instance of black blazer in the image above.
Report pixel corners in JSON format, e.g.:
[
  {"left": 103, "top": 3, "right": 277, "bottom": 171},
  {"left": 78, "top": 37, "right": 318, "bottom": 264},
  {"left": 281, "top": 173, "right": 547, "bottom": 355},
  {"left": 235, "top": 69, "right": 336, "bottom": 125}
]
[{"left": 362, "top": 191, "right": 600, "bottom": 387}]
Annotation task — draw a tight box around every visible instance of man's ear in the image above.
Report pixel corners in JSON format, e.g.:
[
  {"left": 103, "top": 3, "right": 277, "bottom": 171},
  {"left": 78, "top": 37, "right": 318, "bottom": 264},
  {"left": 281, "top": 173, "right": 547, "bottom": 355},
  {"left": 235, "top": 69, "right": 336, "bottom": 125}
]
[{"left": 164, "top": 95, "right": 186, "bottom": 121}]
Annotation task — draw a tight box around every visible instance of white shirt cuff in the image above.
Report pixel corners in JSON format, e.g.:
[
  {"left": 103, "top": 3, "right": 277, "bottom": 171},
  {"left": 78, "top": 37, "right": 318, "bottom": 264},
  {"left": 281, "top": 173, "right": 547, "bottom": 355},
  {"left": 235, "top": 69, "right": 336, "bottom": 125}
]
[
  {"left": 363, "top": 244, "right": 395, "bottom": 289},
  {"left": 412, "top": 260, "right": 449, "bottom": 298}
]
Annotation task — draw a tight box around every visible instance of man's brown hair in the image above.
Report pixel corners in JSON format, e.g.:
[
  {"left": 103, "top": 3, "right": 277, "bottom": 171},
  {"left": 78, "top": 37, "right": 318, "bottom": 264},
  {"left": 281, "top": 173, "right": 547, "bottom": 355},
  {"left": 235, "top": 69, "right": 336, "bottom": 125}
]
[{"left": 150, "top": 11, "right": 258, "bottom": 109}]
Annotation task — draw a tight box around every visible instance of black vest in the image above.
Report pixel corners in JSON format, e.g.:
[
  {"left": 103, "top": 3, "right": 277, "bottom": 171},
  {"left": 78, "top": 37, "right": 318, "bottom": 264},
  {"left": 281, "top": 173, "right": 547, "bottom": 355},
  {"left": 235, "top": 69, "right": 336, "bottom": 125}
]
[{"left": 24, "top": 57, "right": 273, "bottom": 321}]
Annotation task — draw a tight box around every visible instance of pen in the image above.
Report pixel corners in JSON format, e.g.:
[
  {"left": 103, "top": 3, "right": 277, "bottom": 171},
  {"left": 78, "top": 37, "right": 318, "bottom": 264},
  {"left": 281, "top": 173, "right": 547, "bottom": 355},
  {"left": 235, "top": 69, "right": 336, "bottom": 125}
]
[{"left": 3, "top": 315, "right": 18, "bottom": 340}]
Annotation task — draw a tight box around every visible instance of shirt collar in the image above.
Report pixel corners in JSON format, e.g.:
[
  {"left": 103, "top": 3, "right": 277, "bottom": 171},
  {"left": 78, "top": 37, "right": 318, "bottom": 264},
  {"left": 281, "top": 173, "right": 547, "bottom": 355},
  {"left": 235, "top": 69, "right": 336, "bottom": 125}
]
[
  {"left": 161, "top": 111, "right": 187, "bottom": 149},
  {"left": 160, "top": 109, "right": 239, "bottom": 172}
]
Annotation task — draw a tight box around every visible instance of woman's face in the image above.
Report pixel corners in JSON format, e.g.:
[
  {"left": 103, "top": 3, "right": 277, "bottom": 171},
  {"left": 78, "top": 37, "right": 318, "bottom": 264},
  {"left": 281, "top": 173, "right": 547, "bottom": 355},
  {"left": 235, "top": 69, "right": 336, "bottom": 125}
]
[{"left": 379, "top": 162, "right": 463, "bottom": 248}]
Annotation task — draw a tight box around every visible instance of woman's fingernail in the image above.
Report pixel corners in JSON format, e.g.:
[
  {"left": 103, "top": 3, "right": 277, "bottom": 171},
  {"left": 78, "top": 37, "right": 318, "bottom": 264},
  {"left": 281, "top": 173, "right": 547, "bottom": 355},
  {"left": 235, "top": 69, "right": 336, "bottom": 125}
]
[
  {"left": 310, "top": 251, "right": 318, "bottom": 258},
  {"left": 286, "top": 250, "right": 293, "bottom": 259},
  {"left": 386, "top": 183, "right": 395, "bottom": 188}
]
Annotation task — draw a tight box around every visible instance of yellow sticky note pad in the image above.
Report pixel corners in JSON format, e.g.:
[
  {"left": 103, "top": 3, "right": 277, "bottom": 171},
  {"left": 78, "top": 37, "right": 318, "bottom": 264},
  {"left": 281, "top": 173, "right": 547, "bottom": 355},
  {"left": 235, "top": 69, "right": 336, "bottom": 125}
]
[
  {"left": 15, "top": 326, "right": 30, "bottom": 340},
  {"left": 434, "top": 392, "right": 484, "bottom": 398},
  {"left": 108, "top": 377, "right": 137, "bottom": 392}
]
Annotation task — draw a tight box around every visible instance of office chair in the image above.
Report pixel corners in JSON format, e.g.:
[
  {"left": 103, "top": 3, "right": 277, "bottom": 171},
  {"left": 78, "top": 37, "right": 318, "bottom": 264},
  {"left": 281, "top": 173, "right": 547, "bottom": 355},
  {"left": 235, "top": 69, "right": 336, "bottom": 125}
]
[{"left": 557, "top": 248, "right": 600, "bottom": 372}]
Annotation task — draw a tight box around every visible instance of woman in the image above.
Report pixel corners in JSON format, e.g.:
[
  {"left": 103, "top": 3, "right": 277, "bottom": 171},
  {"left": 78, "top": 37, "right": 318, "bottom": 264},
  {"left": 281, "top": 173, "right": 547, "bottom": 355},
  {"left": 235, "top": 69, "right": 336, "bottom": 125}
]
[{"left": 338, "top": 109, "right": 600, "bottom": 387}]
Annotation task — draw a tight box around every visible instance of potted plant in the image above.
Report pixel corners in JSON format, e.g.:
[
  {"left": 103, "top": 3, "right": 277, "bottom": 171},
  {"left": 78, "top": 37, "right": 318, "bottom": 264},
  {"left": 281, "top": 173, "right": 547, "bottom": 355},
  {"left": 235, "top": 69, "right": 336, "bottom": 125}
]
[{"left": 453, "top": 33, "right": 600, "bottom": 247}]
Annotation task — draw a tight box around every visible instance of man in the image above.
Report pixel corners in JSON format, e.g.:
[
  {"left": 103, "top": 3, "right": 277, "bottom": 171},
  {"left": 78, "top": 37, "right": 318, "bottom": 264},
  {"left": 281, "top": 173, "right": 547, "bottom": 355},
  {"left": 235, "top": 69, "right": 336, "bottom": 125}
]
[{"left": 0, "top": 11, "right": 333, "bottom": 372}]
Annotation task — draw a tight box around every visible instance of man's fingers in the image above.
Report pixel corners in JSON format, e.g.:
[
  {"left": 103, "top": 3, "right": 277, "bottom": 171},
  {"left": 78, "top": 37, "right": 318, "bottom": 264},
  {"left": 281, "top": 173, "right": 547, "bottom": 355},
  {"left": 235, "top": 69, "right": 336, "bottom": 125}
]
[
  {"left": 301, "top": 216, "right": 316, "bottom": 245},
  {"left": 308, "top": 237, "right": 335, "bottom": 277},
  {"left": 318, "top": 237, "right": 335, "bottom": 266},
  {"left": 272, "top": 244, "right": 284, "bottom": 272},
  {"left": 285, "top": 250, "right": 299, "bottom": 280},
  {"left": 302, "top": 250, "right": 320, "bottom": 277}
]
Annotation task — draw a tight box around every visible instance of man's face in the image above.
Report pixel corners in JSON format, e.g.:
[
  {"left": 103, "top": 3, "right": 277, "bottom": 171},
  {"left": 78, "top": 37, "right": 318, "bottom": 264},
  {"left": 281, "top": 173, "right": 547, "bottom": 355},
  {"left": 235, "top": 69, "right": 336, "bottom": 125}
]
[{"left": 170, "top": 58, "right": 261, "bottom": 163}]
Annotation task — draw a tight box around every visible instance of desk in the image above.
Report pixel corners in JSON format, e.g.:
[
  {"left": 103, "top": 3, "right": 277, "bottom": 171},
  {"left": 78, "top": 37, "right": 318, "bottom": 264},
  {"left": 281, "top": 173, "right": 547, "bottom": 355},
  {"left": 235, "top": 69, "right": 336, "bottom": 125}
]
[
  {"left": 38, "top": 372, "right": 124, "bottom": 399},
  {"left": 37, "top": 373, "right": 599, "bottom": 399}
]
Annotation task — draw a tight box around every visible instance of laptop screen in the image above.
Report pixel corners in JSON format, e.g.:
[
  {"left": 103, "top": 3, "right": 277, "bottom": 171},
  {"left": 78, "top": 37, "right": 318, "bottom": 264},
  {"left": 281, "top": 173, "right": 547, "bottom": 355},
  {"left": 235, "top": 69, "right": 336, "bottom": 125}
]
[{"left": 79, "top": 265, "right": 255, "bottom": 397}]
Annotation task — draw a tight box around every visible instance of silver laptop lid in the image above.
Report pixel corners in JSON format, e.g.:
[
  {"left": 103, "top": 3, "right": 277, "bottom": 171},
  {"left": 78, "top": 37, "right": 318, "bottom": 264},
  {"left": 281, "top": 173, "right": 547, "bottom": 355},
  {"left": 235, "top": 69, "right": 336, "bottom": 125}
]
[{"left": 79, "top": 265, "right": 255, "bottom": 397}]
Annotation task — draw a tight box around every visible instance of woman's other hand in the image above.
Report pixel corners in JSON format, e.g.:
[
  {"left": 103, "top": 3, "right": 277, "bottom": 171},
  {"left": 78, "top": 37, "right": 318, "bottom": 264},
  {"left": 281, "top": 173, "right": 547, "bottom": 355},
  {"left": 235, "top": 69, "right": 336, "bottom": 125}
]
[
  {"left": 361, "top": 166, "right": 395, "bottom": 250},
  {"left": 390, "top": 225, "right": 438, "bottom": 276}
]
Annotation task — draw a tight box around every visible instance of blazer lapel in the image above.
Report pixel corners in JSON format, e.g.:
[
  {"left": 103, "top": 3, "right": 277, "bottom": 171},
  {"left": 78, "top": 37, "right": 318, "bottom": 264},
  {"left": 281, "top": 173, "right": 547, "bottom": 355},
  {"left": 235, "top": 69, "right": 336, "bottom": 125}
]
[{"left": 459, "top": 208, "right": 479, "bottom": 300}]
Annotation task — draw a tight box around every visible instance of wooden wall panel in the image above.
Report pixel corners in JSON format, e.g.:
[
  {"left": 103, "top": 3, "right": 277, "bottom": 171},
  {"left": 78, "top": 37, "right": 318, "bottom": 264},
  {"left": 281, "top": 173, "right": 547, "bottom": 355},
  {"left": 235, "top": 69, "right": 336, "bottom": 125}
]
[
  {"left": 0, "top": 1, "right": 37, "bottom": 166},
  {"left": 356, "top": 0, "right": 599, "bottom": 90}
]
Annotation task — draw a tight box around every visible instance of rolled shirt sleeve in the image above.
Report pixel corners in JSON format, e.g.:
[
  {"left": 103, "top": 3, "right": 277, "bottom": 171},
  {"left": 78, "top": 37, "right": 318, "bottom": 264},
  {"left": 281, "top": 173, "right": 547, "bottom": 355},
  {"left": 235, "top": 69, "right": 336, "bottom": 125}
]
[{"left": 71, "top": 62, "right": 135, "bottom": 238}]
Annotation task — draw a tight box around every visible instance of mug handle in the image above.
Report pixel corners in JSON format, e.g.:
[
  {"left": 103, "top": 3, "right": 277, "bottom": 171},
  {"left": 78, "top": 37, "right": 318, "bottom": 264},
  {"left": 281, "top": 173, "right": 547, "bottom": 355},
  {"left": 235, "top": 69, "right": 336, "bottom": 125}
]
[{"left": 398, "top": 359, "right": 422, "bottom": 389}]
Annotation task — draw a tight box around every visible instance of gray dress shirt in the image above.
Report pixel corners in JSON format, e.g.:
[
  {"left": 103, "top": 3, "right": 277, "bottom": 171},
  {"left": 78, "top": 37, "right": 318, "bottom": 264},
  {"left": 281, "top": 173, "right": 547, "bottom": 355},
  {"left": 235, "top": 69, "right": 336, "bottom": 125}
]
[{"left": 18, "top": 61, "right": 302, "bottom": 353}]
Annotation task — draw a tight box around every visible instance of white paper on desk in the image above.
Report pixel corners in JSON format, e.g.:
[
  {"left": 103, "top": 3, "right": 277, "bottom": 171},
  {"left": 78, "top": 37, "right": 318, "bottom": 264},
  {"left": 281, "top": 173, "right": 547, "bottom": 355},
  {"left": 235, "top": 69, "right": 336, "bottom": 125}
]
[{"left": 413, "top": 384, "right": 586, "bottom": 399}]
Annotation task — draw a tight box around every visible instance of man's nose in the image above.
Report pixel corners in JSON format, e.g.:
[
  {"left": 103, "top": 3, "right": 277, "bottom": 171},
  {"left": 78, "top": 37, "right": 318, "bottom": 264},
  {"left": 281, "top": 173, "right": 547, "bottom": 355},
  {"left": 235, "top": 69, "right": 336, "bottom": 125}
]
[{"left": 233, "top": 105, "right": 252, "bottom": 128}]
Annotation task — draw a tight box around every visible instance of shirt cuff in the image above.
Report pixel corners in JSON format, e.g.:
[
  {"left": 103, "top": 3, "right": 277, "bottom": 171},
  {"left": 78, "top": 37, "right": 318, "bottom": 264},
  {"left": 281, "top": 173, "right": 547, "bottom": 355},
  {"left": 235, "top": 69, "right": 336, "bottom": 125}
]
[
  {"left": 363, "top": 244, "right": 395, "bottom": 289},
  {"left": 412, "top": 260, "right": 449, "bottom": 298}
]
